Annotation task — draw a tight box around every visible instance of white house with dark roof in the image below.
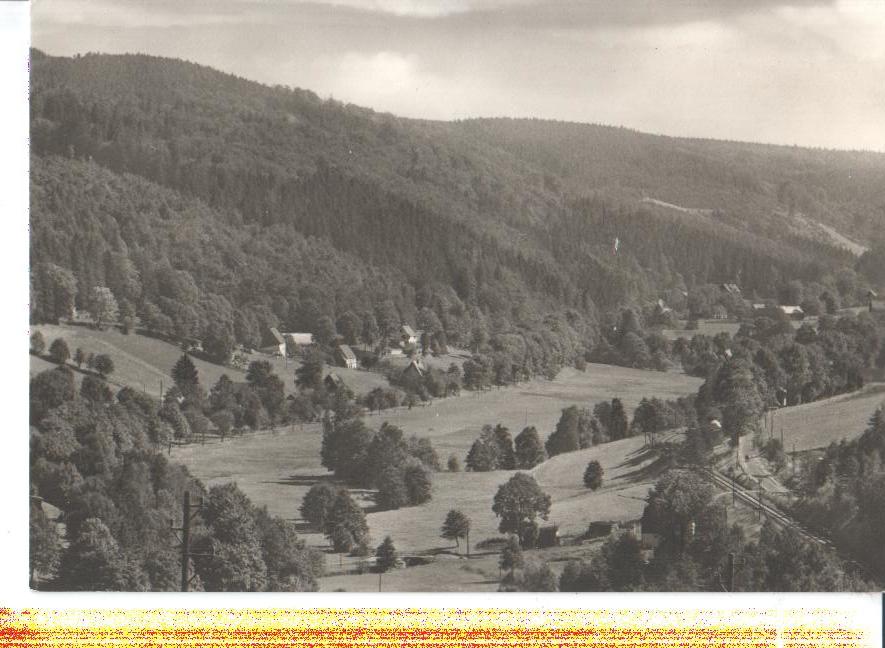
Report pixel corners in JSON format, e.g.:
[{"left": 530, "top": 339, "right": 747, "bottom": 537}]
[{"left": 335, "top": 344, "right": 358, "bottom": 369}]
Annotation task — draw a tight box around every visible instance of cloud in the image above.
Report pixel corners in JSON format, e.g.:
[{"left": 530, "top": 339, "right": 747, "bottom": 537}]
[{"left": 30, "top": 0, "right": 885, "bottom": 150}]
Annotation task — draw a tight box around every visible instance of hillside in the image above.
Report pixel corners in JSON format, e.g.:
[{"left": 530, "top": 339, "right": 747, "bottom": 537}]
[{"left": 29, "top": 50, "right": 885, "bottom": 373}]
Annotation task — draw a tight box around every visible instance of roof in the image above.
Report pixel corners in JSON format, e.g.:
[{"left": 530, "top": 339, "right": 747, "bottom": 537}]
[
  {"left": 779, "top": 305, "right": 804, "bottom": 315},
  {"left": 324, "top": 372, "right": 345, "bottom": 386},
  {"left": 283, "top": 332, "right": 314, "bottom": 345},
  {"left": 403, "top": 359, "right": 425, "bottom": 376},
  {"left": 337, "top": 344, "right": 357, "bottom": 360},
  {"left": 401, "top": 325, "right": 416, "bottom": 337},
  {"left": 720, "top": 283, "right": 742, "bottom": 294},
  {"left": 270, "top": 327, "right": 285, "bottom": 345}
]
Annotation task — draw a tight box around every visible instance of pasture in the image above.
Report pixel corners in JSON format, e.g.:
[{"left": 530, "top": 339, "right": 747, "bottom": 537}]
[
  {"left": 768, "top": 384, "right": 885, "bottom": 452},
  {"left": 29, "top": 324, "right": 388, "bottom": 398},
  {"left": 170, "top": 364, "right": 702, "bottom": 588}
]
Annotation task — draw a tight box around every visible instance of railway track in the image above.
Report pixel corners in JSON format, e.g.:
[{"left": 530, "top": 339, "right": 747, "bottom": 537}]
[{"left": 701, "top": 468, "right": 879, "bottom": 582}]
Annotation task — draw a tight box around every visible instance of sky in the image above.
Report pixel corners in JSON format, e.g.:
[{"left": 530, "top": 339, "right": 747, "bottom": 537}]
[{"left": 31, "top": 0, "right": 885, "bottom": 151}]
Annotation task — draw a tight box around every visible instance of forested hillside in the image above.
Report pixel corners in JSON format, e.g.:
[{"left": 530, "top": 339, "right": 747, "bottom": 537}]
[{"left": 29, "top": 50, "right": 885, "bottom": 370}]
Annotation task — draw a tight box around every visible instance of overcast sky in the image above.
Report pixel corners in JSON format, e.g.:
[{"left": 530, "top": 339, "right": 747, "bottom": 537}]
[{"left": 31, "top": 0, "right": 885, "bottom": 151}]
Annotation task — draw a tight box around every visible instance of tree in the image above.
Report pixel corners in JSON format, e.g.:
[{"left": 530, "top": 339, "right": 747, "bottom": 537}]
[
  {"left": 491, "top": 473, "right": 552, "bottom": 546},
  {"left": 403, "top": 459, "right": 433, "bottom": 505},
  {"left": 92, "top": 354, "right": 115, "bottom": 378},
  {"left": 514, "top": 426, "right": 546, "bottom": 469},
  {"left": 441, "top": 509, "right": 470, "bottom": 554},
  {"left": 492, "top": 424, "right": 516, "bottom": 470},
  {"left": 49, "top": 338, "right": 70, "bottom": 365},
  {"left": 32, "top": 262, "right": 77, "bottom": 323},
  {"left": 546, "top": 406, "right": 581, "bottom": 457},
  {"left": 502, "top": 558, "right": 558, "bottom": 592},
  {"left": 559, "top": 559, "right": 609, "bottom": 592},
  {"left": 337, "top": 311, "right": 362, "bottom": 346},
  {"left": 583, "top": 460, "right": 604, "bottom": 490},
  {"left": 465, "top": 436, "right": 498, "bottom": 472},
  {"left": 80, "top": 375, "right": 113, "bottom": 403},
  {"left": 314, "top": 315, "right": 337, "bottom": 347},
  {"left": 295, "top": 354, "right": 324, "bottom": 391},
  {"left": 324, "top": 491, "right": 370, "bottom": 552},
  {"left": 211, "top": 410, "right": 235, "bottom": 441},
  {"left": 88, "top": 286, "right": 119, "bottom": 329},
  {"left": 609, "top": 398, "right": 629, "bottom": 440},
  {"left": 375, "top": 465, "right": 409, "bottom": 510},
  {"left": 56, "top": 517, "right": 128, "bottom": 590},
  {"left": 172, "top": 353, "right": 200, "bottom": 399},
  {"left": 73, "top": 347, "right": 86, "bottom": 368},
  {"left": 375, "top": 535, "right": 398, "bottom": 571},
  {"left": 30, "top": 502, "right": 60, "bottom": 587},
  {"left": 300, "top": 483, "right": 340, "bottom": 531},
  {"left": 196, "top": 483, "right": 268, "bottom": 592},
  {"left": 447, "top": 454, "right": 461, "bottom": 472},
  {"left": 499, "top": 535, "right": 524, "bottom": 579},
  {"left": 375, "top": 536, "right": 397, "bottom": 590},
  {"left": 30, "top": 331, "right": 46, "bottom": 355},
  {"left": 30, "top": 367, "right": 76, "bottom": 422}
]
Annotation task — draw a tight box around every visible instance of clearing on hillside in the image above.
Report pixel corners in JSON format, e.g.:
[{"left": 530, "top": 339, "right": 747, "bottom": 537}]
[{"left": 768, "top": 383, "right": 885, "bottom": 453}]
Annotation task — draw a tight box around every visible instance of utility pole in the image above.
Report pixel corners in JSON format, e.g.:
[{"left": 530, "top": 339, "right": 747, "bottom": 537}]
[
  {"left": 171, "top": 490, "right": 204, "bottom": 592},
  {"left": 732, "top": 473, "right": 736, "bottom": 507}
]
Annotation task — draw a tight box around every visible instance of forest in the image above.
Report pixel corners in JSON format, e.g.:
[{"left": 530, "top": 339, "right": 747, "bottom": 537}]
[{"left": 28, "top": 50, "right": 885, "bottom": 382}]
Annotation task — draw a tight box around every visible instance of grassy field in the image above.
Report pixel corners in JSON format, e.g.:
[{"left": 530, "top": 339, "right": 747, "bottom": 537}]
[
  {"left": 29, "top": 324, "right": 388, "bottom": 398},
  {"left": 769, "top": 383, "right": 885, "bottom": 452},
  {"left": 170, "top": 364, "right": 702, "bottom": 590}
]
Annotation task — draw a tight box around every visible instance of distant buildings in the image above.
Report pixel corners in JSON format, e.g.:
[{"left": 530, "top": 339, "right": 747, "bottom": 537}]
[
  {"left": 401, "top": 325, "right": 418, "bottom": 346},
  {"left": 335, "top": 344, "right": 358, "bottom": 369},
  {"left": 269, "top": 328, "right": 314, "bottom": 356}
]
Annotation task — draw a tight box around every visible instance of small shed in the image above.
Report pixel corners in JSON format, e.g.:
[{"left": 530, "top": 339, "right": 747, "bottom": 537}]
[{"left": 538, "top": 524, "right": 560, "bottom": 548}]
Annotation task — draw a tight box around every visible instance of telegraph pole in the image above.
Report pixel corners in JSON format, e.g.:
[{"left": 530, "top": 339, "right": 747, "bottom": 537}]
[
  {"left": 172, "top": 490, "right": 204, "bottom": 592},
  {"left": 181, "top": 491, "right": 191, "bottom": 592}
]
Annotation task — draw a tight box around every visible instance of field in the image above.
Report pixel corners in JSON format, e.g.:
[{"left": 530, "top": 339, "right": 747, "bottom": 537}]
[
  {"left": 769, "top": 383, "right": 885, "bottom": 452},
  {"left": 29, "top": 324, "right": 388, "bottom": 398},
  {"left": 169, "top": 364, "right": 702, "bottom": 588}
]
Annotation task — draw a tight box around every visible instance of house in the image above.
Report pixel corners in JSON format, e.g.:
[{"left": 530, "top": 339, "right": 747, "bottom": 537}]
[
  {"left": 779, "top": 305, "right": 804, "bottom": 319},
  {"left": 639, "top": 505, "right": 663, "bottom": 551},
  {"left": 720, "top": 283, "right": 742, "bottom": 296},
  {"left": 270, "top": 328, "right": 286, "bottom": 356},
  {"left": 284, "top": 332, "right": 314, "bottom": 356},
  {"left": 401, "top": 325, "right": 418, "bottom": 346},
  {"left": 402, "top": 358, "right": 425, "bottom": 383},
  {"left": 711, "top": 304, "right": 729, "bottom": 320},
  {"left": 324, "top": 372, "right": 346, "bottom": 391},
  {"left": 335, "top": 344, "right": 358, "bottom": 369}
]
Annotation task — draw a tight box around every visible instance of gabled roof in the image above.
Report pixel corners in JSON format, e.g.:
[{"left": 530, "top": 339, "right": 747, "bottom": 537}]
[
  {"left": 337, "top": 344, "right": 356, "bottom": 360},
  {"left": 284, "top": 332, "right": 314, "bottom": 345},
  {"left": 324, "top": 372, "right": 345, "bottom": 388},
  {"left": 401, "top": 325, "right": 416, "bottom": 337},
  {"left": 270, "top": 327, "right": 285, "bottom": 345},
  {"left": 403, "top": 359, "right": 424, "bottom": 376}
]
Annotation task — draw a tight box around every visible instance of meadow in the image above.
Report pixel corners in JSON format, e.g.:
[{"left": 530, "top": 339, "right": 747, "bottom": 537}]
[{"left": 767, "top": 383, "right": 885, "bottom": 453}]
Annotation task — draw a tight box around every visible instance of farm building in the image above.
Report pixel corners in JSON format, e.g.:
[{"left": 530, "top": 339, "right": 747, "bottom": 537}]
[
  {"left": 401, "top": 325, "right": 418, "bottom": 346},
  {"left": 270, "top": 327, "right": 286, "bottom": 356},
  {"left": 284, "top": 332, "right": 314, "bottom": 355},
  {"left": 324, "top": 372, "right": 346, "bottom": 391},
  {"left": 538, "top": 524, "right": 560, "bottom": 548},
  {"left": 778, "top": 305, "right": 804, "bottom": 319},
  {"left": 335, "top": 344, "right": 358, "bottom": 369}
]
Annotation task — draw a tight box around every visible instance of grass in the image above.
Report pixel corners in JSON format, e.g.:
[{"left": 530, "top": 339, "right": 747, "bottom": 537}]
[
  {"left": 767, "top": 383, "right": 885, "bottom": 452},
  {"left": 29, "top": 324, "right": 389, "bottom": 398},
  {"left": 169, "top": 364, "right": 702, "bottom": 590}
]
